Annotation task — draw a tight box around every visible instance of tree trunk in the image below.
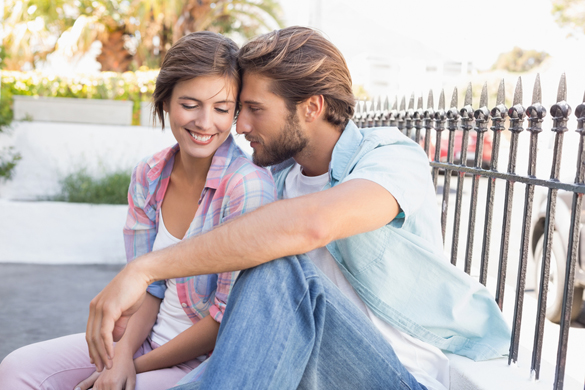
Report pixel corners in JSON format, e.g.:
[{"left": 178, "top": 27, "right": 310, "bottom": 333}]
[{"left": 97, "top": 28, "right": 133, "bottom": 72}]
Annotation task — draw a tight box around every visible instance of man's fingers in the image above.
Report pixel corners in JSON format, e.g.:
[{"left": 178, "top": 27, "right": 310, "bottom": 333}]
[
  {"left": 87, "top": 296, "right": 104, "bottom": 372},
  {"left": 73, "top": 370, "right": 99, "bottom": 390},
  {"left": 99, "top": 305, "right": 116, "bottom": 369}
]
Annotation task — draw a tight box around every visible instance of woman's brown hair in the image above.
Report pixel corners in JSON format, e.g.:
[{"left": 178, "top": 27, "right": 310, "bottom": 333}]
[
  {"left": 152, "top": 31, "right": 240, "bottom": 129},
  {"left": 238, "top": 26, "right": 355, "bottom": 130}
]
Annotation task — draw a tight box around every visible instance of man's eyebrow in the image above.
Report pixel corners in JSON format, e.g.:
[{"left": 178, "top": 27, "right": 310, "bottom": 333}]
[
  {"left": 178, "top": 96, "right": 236, "bottom": 104},
  {"left": 241, "top": 100, "right": 264, "bottom": 105}
]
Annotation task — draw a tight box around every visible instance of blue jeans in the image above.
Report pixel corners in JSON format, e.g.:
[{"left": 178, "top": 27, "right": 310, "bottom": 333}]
[{"left": 172, "top": 255, "right": 427, "bottom": 390}]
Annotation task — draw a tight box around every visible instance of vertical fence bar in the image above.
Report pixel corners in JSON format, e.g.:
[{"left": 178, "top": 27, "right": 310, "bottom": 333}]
[
  {"left": 532, "top": 74, "right": 569, "bottom": 380},
  {"left": 479, "top": 80, "right": 507, "bottom": 286},
  {"left": 553, "top": 88, "right": 582, "bottom": 390},
  {"left": 432, "top": 91, "right": 447, "bottom": 190},
  {"left": 450, "top": 87, "right": 469, "bottom": 266},
  {"left": 405, "top": 94, "right": 415, "bottom": 139},
  {"left": 509, "top": 74, "right": 546, "bottom": 365},
  {"left": 389, "top": 97, "right": 398, "bottom": 128},
  {"left": 381, "top": 96, "right": 390, "bottom": 127},
  {"left": 496, "top": 78, "right": 525, "bottom": 309},
  {"left": 414, "top": 95, "right": 424, "bottom": 144},
  {"left": 397, "top": 96, "right": 406, "bottom": 135},
  {"left": 464, "top": 84, "right": 489, "bottom": 275},
  {"left": 442, "top": 90, "right": 458, "bottom": 248},
  {"left": 373, "top": 97, "right": 382, "bottom": 127},
  {"left": 423, "top": 91, "right": 435, "bottom": 158}
]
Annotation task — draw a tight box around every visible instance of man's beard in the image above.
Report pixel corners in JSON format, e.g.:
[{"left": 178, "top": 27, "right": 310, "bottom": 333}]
[{"left": 248, "top": 110, "right": 308, "bottom": 167}]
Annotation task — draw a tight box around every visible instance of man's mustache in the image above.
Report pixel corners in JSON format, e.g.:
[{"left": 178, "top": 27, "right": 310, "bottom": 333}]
[{"left": 245, "top": 136, "right": 263, "bottom": 144}]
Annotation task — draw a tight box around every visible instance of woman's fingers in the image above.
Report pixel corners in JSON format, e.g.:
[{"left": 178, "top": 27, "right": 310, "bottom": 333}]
[{"left": 73, "top": 370, "right": 100, "bottom": 390}]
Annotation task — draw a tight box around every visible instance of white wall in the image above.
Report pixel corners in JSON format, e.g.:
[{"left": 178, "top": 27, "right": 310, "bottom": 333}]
[{"left": 0, "top": 121, "right": 251, "bottom": 264}]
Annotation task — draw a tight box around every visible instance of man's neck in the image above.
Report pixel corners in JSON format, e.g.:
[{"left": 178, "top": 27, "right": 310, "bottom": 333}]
[{"left": 294, "top": 122, "right": 342, "bottom": 177}]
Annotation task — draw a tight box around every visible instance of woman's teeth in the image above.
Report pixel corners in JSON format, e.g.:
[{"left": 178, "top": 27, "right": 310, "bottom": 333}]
[{"left": 189, "top": 131, "right": 213, "bottom": 142}]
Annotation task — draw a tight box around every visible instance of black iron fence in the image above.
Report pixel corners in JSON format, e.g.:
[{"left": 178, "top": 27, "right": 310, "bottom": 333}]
[{"left": 354, "top": 74, "right": 585, "bottom": 390}]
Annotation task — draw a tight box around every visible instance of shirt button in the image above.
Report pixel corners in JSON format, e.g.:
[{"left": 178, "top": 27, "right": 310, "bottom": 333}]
[{"left": 181, "top": 303, "right": 188, "bottom": 308}]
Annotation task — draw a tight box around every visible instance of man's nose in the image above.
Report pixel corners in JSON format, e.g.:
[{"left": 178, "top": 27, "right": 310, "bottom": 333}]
[{"left": 236, "top": 111, "right": 251, "bottom": 134}]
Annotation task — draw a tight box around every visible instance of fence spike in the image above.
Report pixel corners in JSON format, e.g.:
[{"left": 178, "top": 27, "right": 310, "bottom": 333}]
[
  {"left": 408, "top": 93, "right": 415, "bottom": 110},
  {"left": 480, "top": 82, "right": 488, "bottom": 108},
  {"left": 391, "top": 96, "right": 398, "bottom": 110},
  {"left": 375, "top": 97, "right": 382, "bottom": 112},
  {"left": 464, "top": 83, "right": 473, "bottom": 106},
  {"left": 449, "top": 87, "right": 457, "bottom": 109},
  {"left": 427, "top": 90, "right": 434, "bottom": 110},
  {"left": 399, "top": 96, "right": 406, "bottom": 111},
  {"left": 513, "top": 77, "right": 523, "bottom": 106},
  {"left": 417, "top": 95, "right": 423, "bottom": 110},
  {"left": 383, "top": 96, "right": 389, "bottom": 111},
  {"left": 532, "top": 74, "right": 542, "bottom": 105},
  {"left": 497, "top": 79, "right": 506, "bottom": 106},
  {"left": 557, "top": 73, "right": 567, "bottom": 103}
]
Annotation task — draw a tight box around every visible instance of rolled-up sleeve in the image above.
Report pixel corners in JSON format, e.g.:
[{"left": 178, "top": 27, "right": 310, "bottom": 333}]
[{"left": 123, "top": 162, "right": 165, "bottom": 298}]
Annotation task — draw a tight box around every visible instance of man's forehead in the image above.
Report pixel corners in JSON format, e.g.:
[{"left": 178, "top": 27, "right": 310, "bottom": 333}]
[{"left": 241, "top": 73, "right": 278, "bottom": 102}]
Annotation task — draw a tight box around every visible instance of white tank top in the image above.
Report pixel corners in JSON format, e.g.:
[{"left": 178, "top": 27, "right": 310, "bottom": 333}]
[
  {"left": 283, "top": 163, "right": 449, "bottom": 390},
  {"left": 149, "top": 210, "right": 194, "bottom": 346}
]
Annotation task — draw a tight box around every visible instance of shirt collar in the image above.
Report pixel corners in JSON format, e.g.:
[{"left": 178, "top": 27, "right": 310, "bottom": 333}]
[
  {"left": 144, "top": 133, "right": 240, "bottom": 191},
  {"left": 329, "top": 120, "right": 363, "bottom": 181}
]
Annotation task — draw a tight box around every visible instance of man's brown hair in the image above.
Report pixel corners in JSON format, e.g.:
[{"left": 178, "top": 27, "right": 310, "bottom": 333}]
[
  {"left": 238, "top": 26, "right": 355, "bottom": 130},
  {"left": 152, "top": 31, "right": 240, "bottom": 129}
]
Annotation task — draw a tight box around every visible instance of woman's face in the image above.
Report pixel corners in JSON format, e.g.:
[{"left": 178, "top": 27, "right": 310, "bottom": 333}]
[{"left": 164, "top": 75, "right": 237, "bottom": 161}]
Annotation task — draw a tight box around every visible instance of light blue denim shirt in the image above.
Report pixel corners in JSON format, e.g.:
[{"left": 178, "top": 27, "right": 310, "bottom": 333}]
[{"left": 271, "top": 120, "right": 511, "bottom": 361}]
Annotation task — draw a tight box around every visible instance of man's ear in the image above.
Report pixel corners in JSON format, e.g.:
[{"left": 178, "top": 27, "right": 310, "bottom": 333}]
[{"left": 302, "top": 95, "right": 325, "bottom": 123}]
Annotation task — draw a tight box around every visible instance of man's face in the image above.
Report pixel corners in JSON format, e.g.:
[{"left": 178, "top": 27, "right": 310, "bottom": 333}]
[{"left": 236, "top": 72, "right": 308, "bottom": 167}]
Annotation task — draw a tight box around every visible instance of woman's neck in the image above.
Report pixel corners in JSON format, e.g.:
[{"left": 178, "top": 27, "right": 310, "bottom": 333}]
[{"left": 174, "top": 150, "right": 214, "bottom": 185}]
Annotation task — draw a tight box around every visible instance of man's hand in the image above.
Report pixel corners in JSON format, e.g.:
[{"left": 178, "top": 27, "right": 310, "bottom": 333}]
[{"left": 86, "top": 263, "right": 150, "bottom": 372}]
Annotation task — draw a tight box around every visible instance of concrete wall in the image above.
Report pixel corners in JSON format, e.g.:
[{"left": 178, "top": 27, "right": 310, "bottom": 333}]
[
  {"left": 0, "top": 120, "right": 250, "bottom": 264},
  {"left": 13, "top": 96, "right": 134, "bottom": 126}
]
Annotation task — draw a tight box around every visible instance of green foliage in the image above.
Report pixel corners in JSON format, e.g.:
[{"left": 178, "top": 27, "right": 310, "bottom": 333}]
[
  {"left": 53, "top": 168, "right": 131, "bottom": 204},
  {"left": 1, "top": 70, "right": 158, "bottom": 125},
  {"left": 0, "top": 47, "right": 20, "bottom": 182},
  {"left": 2, "top": 0, "right": 284, "bottom": 71},
  {"left": 492, "top": 47, "right": 549, "bottom": 73},
  {"left": 552, "top": 0, "right": 585, "bottom": 36},
  {"left": 0, "top": 147, "right": 22, "bottom": 181}
]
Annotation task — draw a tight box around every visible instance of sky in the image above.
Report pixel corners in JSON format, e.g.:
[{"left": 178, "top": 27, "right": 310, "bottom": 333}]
[{"left": 279, "top": 0, "right": 581, "bottom": 70}]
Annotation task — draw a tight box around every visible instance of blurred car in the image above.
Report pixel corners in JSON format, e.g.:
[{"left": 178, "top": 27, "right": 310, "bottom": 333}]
[
  {"left": 530, "top": 185, "right": 585, "bottom": 323},
  {"left": 529, "top": 131, "right": 585, "bottom": 323},
  {"left": 423, "top": 129, "right": 493, "bottom": 169}
]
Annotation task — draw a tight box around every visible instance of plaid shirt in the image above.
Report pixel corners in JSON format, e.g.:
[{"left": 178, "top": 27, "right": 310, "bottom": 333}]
[{"left": 124, "top": 134, "right": 276, "bottom": 323}]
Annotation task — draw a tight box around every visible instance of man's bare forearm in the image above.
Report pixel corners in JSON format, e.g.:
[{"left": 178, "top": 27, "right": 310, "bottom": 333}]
[{"left": 132, "top": 179, "right": 399, "bottom": 285}]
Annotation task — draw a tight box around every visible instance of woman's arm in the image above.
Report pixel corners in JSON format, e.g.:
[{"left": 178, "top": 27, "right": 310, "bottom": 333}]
[{"left": 133, "top": 315, "right": 220, "bottom": 373}]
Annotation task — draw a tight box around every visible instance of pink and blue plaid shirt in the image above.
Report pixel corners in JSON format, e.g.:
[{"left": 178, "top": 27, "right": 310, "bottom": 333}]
[{"left": 123, "top": 134, "right": 276, "bottom": 324}]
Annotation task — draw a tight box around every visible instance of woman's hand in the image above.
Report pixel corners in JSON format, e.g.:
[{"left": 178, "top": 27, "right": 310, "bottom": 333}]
[
  {"left": 74, "top": 351, "right": 137, "bottom": 390},
  {"left": 73, "top": 370, "right": 99, "bottom": 390}
]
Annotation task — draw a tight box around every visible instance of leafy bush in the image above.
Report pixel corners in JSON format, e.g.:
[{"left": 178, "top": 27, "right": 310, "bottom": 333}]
[
  {"left": 1, "top": 69, "right": 158, "bottom": 125},
  {"left": 0, "top": 47, "right": 20, "bottom": 182},
  {"left": 53, "top": 169, "right": 131, "bottom": 205}
]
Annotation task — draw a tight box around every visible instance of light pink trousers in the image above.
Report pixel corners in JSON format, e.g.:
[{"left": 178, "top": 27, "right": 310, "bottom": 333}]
[{"left": 0, "top": 333, "right": 200, "bottom": 390}]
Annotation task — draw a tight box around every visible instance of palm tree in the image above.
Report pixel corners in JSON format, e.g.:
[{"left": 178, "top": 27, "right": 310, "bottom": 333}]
[{"left": 2, "top": 0, "right": 284, "bottom": 71}]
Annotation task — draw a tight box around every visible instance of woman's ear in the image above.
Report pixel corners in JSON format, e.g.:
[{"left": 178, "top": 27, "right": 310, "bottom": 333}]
[
  {"left": 303, "top": 95, "right": 325, "bottom": 123},
  {"left": 163, "top": 101, "right": 170, "bottom": 113}
]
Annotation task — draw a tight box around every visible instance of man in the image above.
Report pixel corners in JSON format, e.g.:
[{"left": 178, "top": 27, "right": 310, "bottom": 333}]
[{"left": 87, "top": 27, "right": 510, "bottom": 389}]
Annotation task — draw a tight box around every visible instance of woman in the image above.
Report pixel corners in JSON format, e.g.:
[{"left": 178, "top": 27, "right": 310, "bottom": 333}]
[{"left": 0, "top": 31, "right": 275, "bottom": 390}]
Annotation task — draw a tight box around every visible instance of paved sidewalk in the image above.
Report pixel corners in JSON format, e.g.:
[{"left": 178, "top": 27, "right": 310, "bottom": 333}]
[{"left": 0, "top": 263, "right": 123, "bottom": 361}]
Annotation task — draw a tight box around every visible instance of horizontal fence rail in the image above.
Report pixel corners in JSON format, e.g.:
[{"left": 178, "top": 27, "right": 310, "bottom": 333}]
[{"left": 354, "top": 73, "right": 585, "bottom": 390}]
